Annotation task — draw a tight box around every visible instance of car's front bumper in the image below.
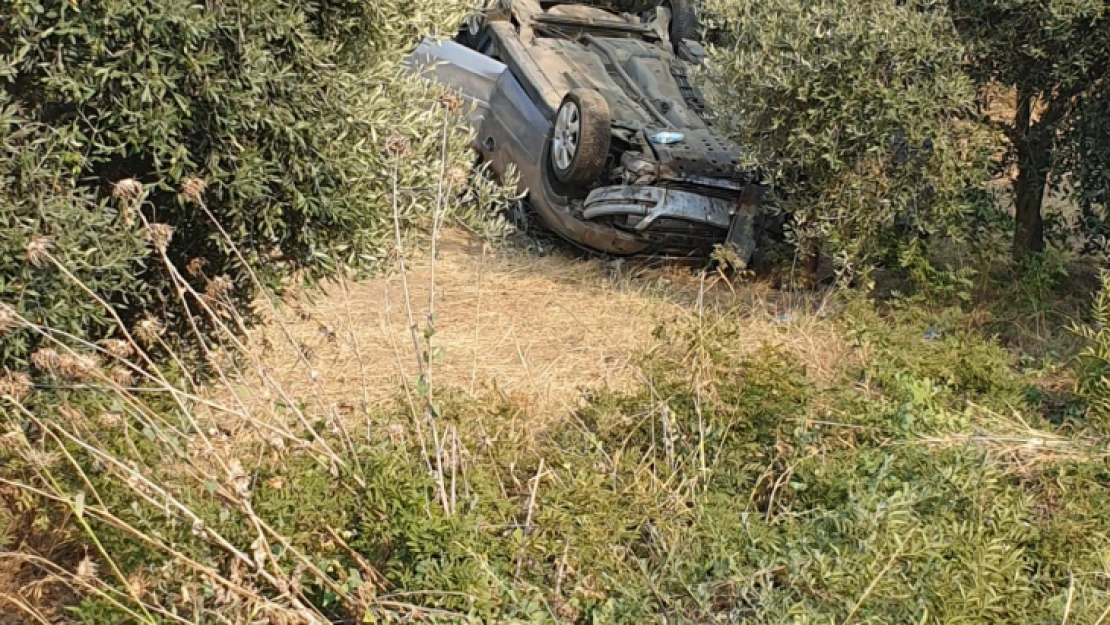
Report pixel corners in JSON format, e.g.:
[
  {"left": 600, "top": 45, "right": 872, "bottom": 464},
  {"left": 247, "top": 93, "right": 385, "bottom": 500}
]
[
  {"left": 581, "top": 185, "right": 759, "bottom": 262},
  {"left": 582, "top": 185, "right": 734, "bottom": 230}
]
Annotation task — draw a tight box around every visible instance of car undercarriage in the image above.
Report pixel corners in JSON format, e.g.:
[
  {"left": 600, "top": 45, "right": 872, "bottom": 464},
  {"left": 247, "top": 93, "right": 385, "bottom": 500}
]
[{"left": 406, "top": 0, "right": 762, "bottom": 262}]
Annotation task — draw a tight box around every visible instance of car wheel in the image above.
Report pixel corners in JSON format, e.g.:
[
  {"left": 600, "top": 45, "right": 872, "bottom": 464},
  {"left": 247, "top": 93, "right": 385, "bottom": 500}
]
[
  {"left": 664, "top": 0, "right": 700, "bottom": 43},
  {"left": 550, "top": 89, "right": 611, "bottom": 187}
]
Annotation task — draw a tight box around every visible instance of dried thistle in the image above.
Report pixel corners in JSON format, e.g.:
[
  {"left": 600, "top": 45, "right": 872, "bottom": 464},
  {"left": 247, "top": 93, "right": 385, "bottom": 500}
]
[
  {"left": 25, "top": 235, "right": 52, "bottom": 268},
  {"left": 186, "top": 257, "right": 208, "bottom": 278},
  {"left": 111, "top": 178, "right": 144, "bottom": 202},
  {"left": 74, "top": 557, "right": 99, "bottom": 583},
  {"left": 56, "top": 352, "right": 101, "bottom": 382},
  {"left": 0, "top": 304, "right": 15, "bottom": 335},
  {"left": 30, "top": 348, "right": 61, "bottom": 372},
  {"left": 98, "top": 412, "right": 125, "bottom": 428},
  {"left": 384, "top": 133, "right": 411, "bottom": 158},
  {"left": 227, "top": 458, "right": 252, "bottom": 499},
  {"left": 0, "top": 370, "right": 32, "bottom": 401},
  {"left": 110, "top": 367, "right": 134, "bottom": 387},
  {"left": 179, "top": 176, "right": 207, "bottom": 204},
  {"left": 251, "top": 535, "right": 268, "bottom": 570},
  {"left": 438, "top": 91, "right": 462, "bottom": 114},
  {"left": 126, "top": 572, "right": 152, "bottom": 599},
  {"left": 445, "top": 165, "right": 470, "bottom": 189},
  {"left": 134, "top": 316, "right": 165, "bottom": 344},
  {"left": 204, "top": 274, "right": 233, "bottom": 301},
  {"left": 101, "top": 338, "right": 134, "bottom": 360},
  {"left": 145, "top": 223, "right": 174, "bottom": 253},
  {"left": 22, "top": 448, "right": 61, "bottom": 470}
]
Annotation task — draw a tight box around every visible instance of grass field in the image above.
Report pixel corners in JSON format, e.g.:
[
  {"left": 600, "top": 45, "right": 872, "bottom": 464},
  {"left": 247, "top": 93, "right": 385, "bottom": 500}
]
[{"left": 4, "top": 227, "right": 1110, "bottom": 624}]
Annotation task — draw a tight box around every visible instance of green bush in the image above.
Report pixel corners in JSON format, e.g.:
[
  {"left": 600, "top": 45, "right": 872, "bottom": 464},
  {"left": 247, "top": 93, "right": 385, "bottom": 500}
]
[
  {"left": 0, "top": 0, "right": 480, "bottom": 365},
  {"left": 1073, "top": 272, "right": 1110, "bottom": 430},
  {"left": 703, "top": 0, "right": 996, "bottom": 278}
]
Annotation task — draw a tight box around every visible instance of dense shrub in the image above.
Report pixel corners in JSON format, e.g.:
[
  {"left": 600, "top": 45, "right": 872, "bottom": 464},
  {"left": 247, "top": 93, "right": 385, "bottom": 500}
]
[
  {"left": 1073, "top": 272, "right": 1110, "bottom": 431},
  {"left": 0, "top": 0, "right": 481, "bottom": 365},
  {"left": 703, "top": 0, "right": 996, "bottom": 279}
]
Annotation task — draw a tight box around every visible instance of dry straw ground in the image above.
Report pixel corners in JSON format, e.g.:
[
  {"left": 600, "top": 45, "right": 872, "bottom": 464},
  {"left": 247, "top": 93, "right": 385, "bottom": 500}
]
[{"left": 229, "top": 229, "right": 854, "bottom": 426}]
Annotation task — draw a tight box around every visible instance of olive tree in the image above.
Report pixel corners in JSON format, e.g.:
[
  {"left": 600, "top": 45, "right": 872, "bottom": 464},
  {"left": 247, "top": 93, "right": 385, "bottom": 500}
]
[
  {"left": 949, "top": 0, "right": 1110, "bottom": 258},
  {"left": 703, "top": 0, "right": 994, "bottom": 280},
  {"left": 0, "top": 0, "right": 481, "bottom": 365}
]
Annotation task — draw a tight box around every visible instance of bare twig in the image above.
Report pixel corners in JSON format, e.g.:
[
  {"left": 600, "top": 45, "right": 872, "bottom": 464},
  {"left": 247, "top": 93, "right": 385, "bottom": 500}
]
[{"left": 514, "top": 458, "right": 546, "bottom": 580}]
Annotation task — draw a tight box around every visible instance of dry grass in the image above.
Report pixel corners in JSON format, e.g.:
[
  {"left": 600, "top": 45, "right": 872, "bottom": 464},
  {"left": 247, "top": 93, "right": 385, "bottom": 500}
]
[
  {"left": 254, "top": 231, "right": 672, "bottom": 418},
  {"left": 228, "top": 229, "right": 855, "bottom": 428}
]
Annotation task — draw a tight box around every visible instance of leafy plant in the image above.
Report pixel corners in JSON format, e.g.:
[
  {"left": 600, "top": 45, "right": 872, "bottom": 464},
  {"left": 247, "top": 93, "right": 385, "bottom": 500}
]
[
  {"left": 949, "top": 0, "right": 1110, "bottom": 258},
  {"left": 0, "top": 0, "right": 487, "bottom": 365},
  {"left": 703, "top": 0, "right": 995, "bottom": 279},
  {"left": 1073, "top": 272, "right": 1110, "bottom": 430}
]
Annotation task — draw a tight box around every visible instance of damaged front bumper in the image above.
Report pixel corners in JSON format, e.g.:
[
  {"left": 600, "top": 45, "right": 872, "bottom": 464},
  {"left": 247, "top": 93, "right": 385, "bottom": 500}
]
[{"left": 582, "top": 185, "right": 759, "bottom": 262}]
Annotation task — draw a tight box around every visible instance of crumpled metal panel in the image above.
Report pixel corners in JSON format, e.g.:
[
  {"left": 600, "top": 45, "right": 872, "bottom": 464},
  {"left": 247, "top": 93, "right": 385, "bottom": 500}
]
[{"left": 582, "top": 185, "right": 734, "bottom": 231}]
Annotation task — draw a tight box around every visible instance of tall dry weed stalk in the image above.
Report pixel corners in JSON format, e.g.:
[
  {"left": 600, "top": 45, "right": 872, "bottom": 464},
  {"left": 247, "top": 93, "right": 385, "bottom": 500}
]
[{"left": 0, "top": 111, "right": 479, "bottom": 622}]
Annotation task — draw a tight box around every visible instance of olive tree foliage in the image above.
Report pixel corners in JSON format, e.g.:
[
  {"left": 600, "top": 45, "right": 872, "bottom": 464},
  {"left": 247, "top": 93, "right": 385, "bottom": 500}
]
[
  {"left": 0, "top": 0, "right": 491, "bottom": 366},
  {"left": 702, "top": 0, "right": 994, "bottom": 280},
  {"left": 1063, "top": 79, "right": 1110, "bottom": 252},
  {"left": 949, "top": 0, "right": 1110, "bottom": 259}
]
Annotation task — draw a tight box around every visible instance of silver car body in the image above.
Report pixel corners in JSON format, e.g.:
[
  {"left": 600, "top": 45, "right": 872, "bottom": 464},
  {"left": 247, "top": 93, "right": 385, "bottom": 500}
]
[{"left": 405, "top": 1, "right": 759, "bottom": 260}]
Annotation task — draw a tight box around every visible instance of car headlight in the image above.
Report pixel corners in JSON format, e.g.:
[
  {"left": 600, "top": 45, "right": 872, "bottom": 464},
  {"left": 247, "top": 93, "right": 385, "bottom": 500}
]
[{"left": 650, "top": 131, "right": 685, "bottom": 145}]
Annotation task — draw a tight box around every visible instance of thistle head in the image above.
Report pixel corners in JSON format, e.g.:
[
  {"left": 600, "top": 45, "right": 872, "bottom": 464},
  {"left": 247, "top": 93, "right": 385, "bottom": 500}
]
[
  {"left": 179, "top": 176, "right": 207, "bottom": 204},
  {"left": 145, "top": 223, "right": 174, "bottom": 253},
  {"left": 385, "top": 133, "right": 412, "bottom": 158},
  {"left": 25, "top": 235, "right": 52, "bottom": 268}
]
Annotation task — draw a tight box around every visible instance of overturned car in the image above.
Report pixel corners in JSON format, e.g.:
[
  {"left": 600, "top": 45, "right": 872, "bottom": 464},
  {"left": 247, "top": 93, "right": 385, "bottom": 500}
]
[{"left": 406, "top": 0, "right": 761, "bottom": 261}]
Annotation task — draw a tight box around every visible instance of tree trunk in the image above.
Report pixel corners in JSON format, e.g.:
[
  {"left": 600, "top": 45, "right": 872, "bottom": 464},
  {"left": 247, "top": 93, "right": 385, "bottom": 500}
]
[{"left": 1011, "top": 89, "right": 1051, "bottom": 260}]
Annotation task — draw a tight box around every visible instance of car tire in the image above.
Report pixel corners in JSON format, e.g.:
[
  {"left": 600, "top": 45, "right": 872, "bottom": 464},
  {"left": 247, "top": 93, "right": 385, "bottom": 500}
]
[
  {"left": 664, "top": 0, "right": 700, "bottom": 43},
  {"left": 550, "top": 89, "right": 611, "bottom": 188}
]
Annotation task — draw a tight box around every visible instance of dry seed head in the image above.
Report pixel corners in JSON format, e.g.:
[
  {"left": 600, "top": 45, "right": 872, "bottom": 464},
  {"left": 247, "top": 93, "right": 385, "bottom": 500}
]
[
  {"left": 227, "top": 458, "right": 252, "bottom": 499},
  {"left": 110, "top": 367, "right": 134, "bottom": 387},
  {"left": 75, "top": 557, "right": 99, "bottom": 583},
  {"left": 134, "top": 315, "right": 165, "bottom": 344},
  {"left": 446, "top": 166, "right": 469, "bottom": 189},
  {"left": 126, "top": 572, "right": 152, "bottom": 599},
  {"left": 179, "top": 176, "right": 207, "bottom": 204},
  {"left": 101, "top": 338, "right": 134, "bottom": 360},
  {"left": 25, "top": 235, "right": 52, "bottom": 268},
  {"left": 186, "top": 257, "right": 208, "bottom": 278},
  {"left": 251, "top": 535, "right": 268, "bottom": 570},
  {"left": 0, "top": 370, "right": 33, "bottom": 402},
  {"left": 22, "top": 448, "right": 61, "bottom": 470},
  {"left": 384, "top": 133, "right": 411, "bottom": 158},
  {"left": 56, "top": 352, "right": 101, "bottom": 382},
  {"left": 111, "top": 178, "right": 144, "bottom": 201},
  {"left": 146, "top": 223, "right": 174, "bottom": 253},
  {"left": 438, "top": 91, "right": 462, "bottom": 114},
  {"left": 30, "top": 348, "right": 61, "bottom": 372},
  {"left": 98, "top": 412, "right": 125, "bottom": 428},
  {"left": 204, "top": 274, "right": 233, "bottom": 301}
]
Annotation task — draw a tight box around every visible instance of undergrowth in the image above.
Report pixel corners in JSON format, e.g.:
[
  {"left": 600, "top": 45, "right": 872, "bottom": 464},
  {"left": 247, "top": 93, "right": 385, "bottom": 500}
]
[{"left": 4, "top": 271, "right": 1110, "bottom": 623}]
